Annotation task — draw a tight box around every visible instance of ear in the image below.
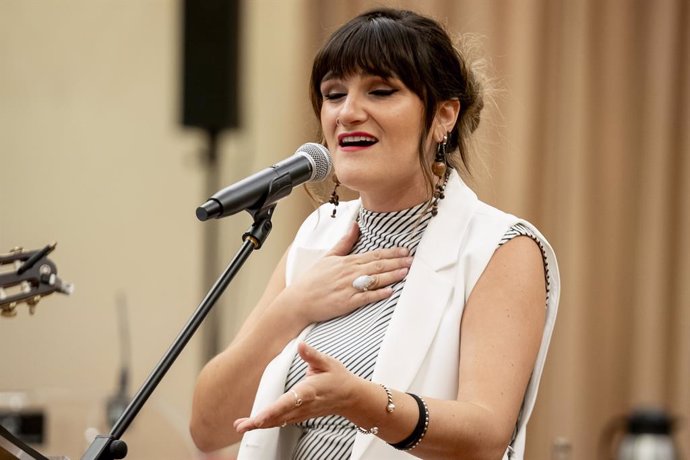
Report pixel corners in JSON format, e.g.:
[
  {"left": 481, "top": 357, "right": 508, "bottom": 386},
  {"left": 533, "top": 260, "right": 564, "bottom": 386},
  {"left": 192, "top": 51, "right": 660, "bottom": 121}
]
[{"left": 433, "top": 99, "right": 460, "bottom": 141}]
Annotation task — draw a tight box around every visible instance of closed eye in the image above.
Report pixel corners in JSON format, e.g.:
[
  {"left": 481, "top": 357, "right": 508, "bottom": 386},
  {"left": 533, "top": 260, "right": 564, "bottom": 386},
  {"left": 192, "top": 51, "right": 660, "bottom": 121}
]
[
  {"left": 370, "top": 89, "right": 398, "bottom": 97},
  {"left": 323, "top": 92, "right": 346, "bottom": 101}
]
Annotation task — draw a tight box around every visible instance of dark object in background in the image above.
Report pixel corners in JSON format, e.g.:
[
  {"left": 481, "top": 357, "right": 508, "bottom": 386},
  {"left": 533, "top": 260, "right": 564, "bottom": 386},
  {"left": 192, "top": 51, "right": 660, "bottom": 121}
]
[
  {"left": 0, "top": 411, "right": 44, "bottom": 445},
  {"left": 617, "top": 408, "right": 679, "bottom": 460},
  {"left": 600, "top": 407, "right": 680, "bottom": 460},
  {"left": 181, "top": 0, "right": 240, "bottom": 130}
]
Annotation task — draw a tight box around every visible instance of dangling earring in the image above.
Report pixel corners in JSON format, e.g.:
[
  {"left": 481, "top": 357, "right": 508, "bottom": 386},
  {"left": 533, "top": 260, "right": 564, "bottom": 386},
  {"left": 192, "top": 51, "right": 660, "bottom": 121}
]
[
  {"left": 431, "top": 133, "right": 449, "bottom": 217},
  {"left": 329, "top": 175, "right": 340, "bottom": 218}
]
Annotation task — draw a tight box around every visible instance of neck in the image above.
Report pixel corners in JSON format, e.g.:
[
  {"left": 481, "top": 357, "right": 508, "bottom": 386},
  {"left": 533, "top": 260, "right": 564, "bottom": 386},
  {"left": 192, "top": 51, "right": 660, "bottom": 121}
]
[
  {"left": 358, "top": 173, "right": 446, "bottom": 212},
  {"left": 360, "top": 195, "right": 430, "bottom": 212}
]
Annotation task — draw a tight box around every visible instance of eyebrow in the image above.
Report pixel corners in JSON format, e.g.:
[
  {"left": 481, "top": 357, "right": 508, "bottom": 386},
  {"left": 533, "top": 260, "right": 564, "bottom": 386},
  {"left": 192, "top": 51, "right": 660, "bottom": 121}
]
[
  {"left": 320, "top": 72, "right": 396, "bottom": 86},
  {"left": 321, "top": 71, "right": 337, "bottom": 82}
]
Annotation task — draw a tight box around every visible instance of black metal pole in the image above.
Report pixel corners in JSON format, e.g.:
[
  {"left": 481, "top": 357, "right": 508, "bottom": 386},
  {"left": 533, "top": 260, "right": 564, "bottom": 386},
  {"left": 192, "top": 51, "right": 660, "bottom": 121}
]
[{"left": 81, "top": 206, "right": 276, "bottom": 460}]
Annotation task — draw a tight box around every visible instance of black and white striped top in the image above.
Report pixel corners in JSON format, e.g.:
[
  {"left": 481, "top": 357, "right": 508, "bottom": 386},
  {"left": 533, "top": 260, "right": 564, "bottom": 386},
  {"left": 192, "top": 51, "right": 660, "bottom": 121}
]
[{"left": 284, "top": 204, "right": 549, "bottom": 460}]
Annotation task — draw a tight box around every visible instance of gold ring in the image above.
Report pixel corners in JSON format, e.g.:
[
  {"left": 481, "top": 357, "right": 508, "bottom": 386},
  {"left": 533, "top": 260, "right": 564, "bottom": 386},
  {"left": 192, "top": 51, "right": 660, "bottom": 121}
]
[{"left": 291, "top": 390, "right": 303, "bottom": 407}]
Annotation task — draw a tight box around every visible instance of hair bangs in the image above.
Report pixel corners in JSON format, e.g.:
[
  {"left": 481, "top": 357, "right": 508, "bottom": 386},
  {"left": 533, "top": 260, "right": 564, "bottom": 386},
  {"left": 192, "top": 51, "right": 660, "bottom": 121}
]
[
  {"left": 324, "top": 20, "right": 416, "bottom": 80},
  {"left": 311, "top": 15, "right": 424, "bottom": 112}
]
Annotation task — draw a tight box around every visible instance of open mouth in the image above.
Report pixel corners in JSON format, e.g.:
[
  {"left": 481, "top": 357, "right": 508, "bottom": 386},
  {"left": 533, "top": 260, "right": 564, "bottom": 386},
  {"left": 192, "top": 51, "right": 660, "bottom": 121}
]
[{"left": 338, "top": 135, "right": 378, "bottom": 148}]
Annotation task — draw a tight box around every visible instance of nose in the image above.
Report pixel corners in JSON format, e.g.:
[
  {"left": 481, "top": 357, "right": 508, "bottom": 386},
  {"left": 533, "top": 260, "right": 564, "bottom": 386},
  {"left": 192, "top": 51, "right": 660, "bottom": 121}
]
[{"left": 337, "top": 92, "right": 367, "bottom": 127}]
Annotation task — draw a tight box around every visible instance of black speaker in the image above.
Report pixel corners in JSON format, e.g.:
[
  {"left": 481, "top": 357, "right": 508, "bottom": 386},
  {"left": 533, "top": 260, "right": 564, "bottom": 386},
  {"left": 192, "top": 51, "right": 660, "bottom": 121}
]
[{"left": 181, "top": 0, "right": 240, "bottom": 130}]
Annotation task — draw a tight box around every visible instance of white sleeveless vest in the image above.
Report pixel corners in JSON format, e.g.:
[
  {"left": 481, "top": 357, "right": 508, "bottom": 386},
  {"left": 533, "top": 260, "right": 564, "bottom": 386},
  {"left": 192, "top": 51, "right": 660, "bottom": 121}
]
[{"left": 238, "top": 171, "right": 560, "bottom": 460}]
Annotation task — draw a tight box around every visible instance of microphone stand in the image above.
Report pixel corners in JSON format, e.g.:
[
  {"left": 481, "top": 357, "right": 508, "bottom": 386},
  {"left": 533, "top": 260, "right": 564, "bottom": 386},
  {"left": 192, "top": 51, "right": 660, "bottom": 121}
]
[{"left": 81, "top": 204, "right": 276, "bottom": 460}]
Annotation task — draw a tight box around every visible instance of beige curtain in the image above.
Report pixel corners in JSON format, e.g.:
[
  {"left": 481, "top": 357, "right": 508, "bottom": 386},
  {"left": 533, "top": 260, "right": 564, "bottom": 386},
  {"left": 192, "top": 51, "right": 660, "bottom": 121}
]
[{"left": 257, "top": 0, "right": 689, "bottom": 458}]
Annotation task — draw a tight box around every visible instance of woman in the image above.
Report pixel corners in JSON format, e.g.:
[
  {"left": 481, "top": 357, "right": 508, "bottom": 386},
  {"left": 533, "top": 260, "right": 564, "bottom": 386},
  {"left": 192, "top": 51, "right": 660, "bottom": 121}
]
[{"left": 190, "top": 8, "right": 559, "bottom": 460}]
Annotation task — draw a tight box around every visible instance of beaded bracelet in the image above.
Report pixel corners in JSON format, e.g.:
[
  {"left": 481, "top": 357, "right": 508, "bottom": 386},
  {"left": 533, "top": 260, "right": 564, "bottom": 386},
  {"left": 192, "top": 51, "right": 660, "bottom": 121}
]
[
  {"left": 356, "top": 383, "right": 395, "bottom": 435},
  {"left": 389, "top": 393, "right": 429, "bottom": 451}
]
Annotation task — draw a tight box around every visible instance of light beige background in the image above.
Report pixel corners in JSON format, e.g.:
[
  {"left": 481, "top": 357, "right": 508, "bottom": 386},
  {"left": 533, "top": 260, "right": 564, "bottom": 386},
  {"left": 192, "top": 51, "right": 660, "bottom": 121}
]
[{"left": 1, "top": 1, "right": 688, "bottom": 459}]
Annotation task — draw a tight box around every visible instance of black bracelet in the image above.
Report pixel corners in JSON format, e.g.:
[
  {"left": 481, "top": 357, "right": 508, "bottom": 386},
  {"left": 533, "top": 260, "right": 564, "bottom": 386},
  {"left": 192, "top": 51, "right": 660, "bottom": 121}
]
[{"left": 389, "top": 392, "right": 429, "bottom": 451}]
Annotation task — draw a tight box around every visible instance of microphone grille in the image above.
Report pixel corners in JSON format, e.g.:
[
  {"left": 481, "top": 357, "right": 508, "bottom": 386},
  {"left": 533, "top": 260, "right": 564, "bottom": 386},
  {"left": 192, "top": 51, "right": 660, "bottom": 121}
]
[{"left": 297, "top": 143, "right": 332, "bottom": 182}]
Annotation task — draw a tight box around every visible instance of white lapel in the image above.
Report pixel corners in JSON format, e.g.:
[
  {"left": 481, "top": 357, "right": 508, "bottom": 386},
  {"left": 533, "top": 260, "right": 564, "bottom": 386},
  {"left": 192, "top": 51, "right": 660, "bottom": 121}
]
[
  {"left": 351, "top": 171, "right": 478, "bottom": 459},
  {"left": 286, "top": 199, "right": 362, "bottom": 284}
]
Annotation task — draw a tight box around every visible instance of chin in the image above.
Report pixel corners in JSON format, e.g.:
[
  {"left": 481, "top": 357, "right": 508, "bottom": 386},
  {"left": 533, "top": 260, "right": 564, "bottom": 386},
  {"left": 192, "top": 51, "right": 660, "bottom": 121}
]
[{"left": 336, "top": 172, "right": 374, "bottom": 195}]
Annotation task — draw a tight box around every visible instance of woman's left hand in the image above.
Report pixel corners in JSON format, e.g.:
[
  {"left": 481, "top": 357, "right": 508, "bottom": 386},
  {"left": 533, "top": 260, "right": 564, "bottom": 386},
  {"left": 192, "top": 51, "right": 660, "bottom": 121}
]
[{"left": 234, "top": 342, "right": 355, "bottom": 433}]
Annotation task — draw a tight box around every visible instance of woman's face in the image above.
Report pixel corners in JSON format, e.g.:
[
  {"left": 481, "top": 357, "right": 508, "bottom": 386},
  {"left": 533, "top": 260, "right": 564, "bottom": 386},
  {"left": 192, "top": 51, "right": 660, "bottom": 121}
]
[{"left": 320, "top": 72, "right": 433, "bottom": 211}]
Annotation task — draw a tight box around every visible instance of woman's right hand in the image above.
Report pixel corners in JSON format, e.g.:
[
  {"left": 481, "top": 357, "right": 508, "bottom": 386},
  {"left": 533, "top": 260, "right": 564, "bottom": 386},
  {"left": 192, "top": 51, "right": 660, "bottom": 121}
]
[{"left": 281, "top": 222, "right": 413, "bottom": 324}]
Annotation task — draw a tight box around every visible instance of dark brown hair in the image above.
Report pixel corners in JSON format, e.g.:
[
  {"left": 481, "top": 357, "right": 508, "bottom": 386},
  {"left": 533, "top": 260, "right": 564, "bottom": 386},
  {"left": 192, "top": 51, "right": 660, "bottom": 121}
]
[{"left": 310, "top": 8, "right": 484, "bottom": 183}]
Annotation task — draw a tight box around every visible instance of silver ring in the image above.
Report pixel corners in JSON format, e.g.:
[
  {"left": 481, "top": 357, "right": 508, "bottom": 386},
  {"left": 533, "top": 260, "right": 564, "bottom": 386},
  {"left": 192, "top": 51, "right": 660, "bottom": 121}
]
[
  {"left": 352, "top": 274, "right": 376, "bottom": 292},
  {"left": 291, "top": 390, "right": 303, "bottom": 407},
  {"left": 281, "top": 420, "right": 287, "bottom": 428}
]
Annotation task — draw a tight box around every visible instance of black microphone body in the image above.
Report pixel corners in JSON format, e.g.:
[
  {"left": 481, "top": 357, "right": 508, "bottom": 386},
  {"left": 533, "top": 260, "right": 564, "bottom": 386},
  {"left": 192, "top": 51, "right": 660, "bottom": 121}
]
[{"left": 196, "top": 143, "right": 331, "bottom": 220}]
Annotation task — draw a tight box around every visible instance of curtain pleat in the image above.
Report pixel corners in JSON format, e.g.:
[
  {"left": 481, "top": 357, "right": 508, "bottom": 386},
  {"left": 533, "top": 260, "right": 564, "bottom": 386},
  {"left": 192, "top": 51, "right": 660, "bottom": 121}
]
[{"left": 669, "top": 0, "right": 690, "bottom": 446}]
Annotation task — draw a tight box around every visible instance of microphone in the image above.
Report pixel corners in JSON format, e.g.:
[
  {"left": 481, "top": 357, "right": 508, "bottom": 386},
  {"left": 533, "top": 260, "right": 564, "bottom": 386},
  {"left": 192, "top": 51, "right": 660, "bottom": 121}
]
[{"left": 196, "top": 143, "right": 332, "bottom": 221}]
